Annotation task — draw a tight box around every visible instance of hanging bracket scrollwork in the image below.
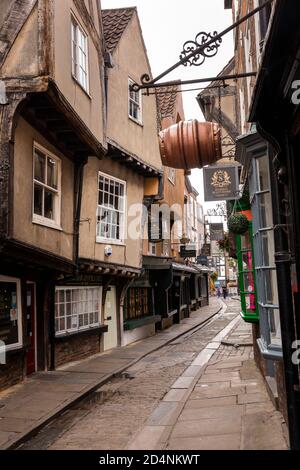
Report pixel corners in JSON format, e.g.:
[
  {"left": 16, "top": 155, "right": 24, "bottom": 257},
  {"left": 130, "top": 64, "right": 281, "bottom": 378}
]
[{"left": 180, "top": 31, "right": 222, "bottom": 67}]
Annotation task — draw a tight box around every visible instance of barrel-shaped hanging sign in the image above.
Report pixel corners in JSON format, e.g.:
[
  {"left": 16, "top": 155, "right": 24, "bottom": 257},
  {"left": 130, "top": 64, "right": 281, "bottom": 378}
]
[{"left": 159, "top": 120, "right": 222, "bottom": 170}]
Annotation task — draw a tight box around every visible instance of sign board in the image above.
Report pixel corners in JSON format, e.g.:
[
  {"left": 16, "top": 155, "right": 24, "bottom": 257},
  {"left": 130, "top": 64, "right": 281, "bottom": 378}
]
[
  {"left": 197, "top": 255, "right": 208, "bottom": 266},
  {"left": 203, "top": 165, "right": 240, "bottom": 201},
  {"left": 201, "top": 243, "right": 211, "bottom": 256},
  {"left": 180, "top": 245, "right": 197, "bottom": 258},
  {"left": 210, "top": 223, "right": 224, "bottom": 241}
]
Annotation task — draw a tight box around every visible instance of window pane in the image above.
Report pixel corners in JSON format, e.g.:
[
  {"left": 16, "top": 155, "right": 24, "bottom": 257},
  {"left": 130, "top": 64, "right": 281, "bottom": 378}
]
[
  {"left": 34, "top": 184, "right": 43, "bottom": 216},
  {"left": 243, "top": 272, "right": 255, "bottom": 293},
  {"left": 242, "top": 251, "right": 254, "bottom": 271},
  {"left": 258, "top": 192, "right": 272, "bottom": 227},
  {"left": 261, "top": 230, "right": 275, "bottom": 266},
  {"left": 0, "top": 281, "right": 19, "bottom": 346},
  {"left": 34, "top": 149, "right": 45, "bottom": 183},
  {"left": 241, "top": 231, "right": 251, "bottom": 251},
  {"left": 44, "top": 190, "right": 55, "bottom": 220},
  {"left": 264, "top": 269, "right": 279, "bottom": 305},
  {"left": 47, "top": 157, "right": 58, "bottom": 189},
  {"left": 268, "top": 309, "right": 281, "bottom": 346},
  {"left": 244, "top": 293, "right": 256, "bottom": 313},
  {"left": 257, "top": 155, "right": 270, "bottom": 191}
]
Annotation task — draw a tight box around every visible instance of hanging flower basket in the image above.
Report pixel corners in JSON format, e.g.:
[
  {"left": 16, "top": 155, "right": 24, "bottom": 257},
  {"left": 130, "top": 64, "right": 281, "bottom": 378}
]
[{"left": 228, "top": 213, "right": 249, "bottom": 235}]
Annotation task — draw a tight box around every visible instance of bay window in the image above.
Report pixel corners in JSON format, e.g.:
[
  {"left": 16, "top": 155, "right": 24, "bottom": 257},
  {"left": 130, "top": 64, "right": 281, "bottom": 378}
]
[{"left": 250, "top": 151, "right": 282, "bottom": 358}]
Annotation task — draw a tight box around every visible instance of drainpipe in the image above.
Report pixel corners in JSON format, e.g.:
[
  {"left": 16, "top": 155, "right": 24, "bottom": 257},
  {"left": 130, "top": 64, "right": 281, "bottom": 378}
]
[{"left": 73, "top": 158, "right": 86, "bottom": 265}]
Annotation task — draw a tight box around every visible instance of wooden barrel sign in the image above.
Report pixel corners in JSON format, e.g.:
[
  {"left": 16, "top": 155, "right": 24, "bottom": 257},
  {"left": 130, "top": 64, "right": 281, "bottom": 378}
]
[{"left": 159, "top": 120, "right": 222, "bottom": 170}]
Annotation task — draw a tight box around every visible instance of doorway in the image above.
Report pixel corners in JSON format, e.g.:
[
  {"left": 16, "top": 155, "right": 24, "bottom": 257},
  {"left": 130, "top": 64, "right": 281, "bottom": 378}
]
[
  {"left": 26, "top": 283, "right": 36, "bottom": 375},
  {"left": 103, "top": 286, "right": 118, "bottom": 351}
]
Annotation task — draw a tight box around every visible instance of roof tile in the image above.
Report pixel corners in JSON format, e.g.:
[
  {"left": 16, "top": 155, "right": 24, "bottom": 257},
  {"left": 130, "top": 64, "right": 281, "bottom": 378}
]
[{"left": 102, "top": 8, "right": 136, "bottom": 52}]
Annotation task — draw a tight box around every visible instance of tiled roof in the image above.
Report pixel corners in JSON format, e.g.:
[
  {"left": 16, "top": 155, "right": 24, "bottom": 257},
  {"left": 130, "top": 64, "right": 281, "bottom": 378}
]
[
  {"left": 156, "top": 86, "right": 179, "bottom": 119},
  {"left": 102, "top": 8, "right": 136, "bottom": 53}
]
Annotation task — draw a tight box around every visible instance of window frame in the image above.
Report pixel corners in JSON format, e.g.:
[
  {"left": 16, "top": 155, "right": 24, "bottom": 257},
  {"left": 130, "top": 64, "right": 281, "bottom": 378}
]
[
  {"left": 71, "top": 14, "right": 89, "bottom": 94},
  {"left": 96, "top": 172, "right": 126, "bottom": 245},
  {"left": 124, "top": 287, "right": 152, "bottom": 321},
  {"left": 128, "top": 77, "right": 143, "bottom": 124},
  {"left": 32, "top": 142, "right": 62, "bottom": 230},
  {"left": 0, "top": 275, "right": 23, "bottom": 351},
  {"left": 250, "top": 150, "right": 282, "bottom": 358},
  {"left": 55, "top": 286, "right": 102, "bottom": 336}
]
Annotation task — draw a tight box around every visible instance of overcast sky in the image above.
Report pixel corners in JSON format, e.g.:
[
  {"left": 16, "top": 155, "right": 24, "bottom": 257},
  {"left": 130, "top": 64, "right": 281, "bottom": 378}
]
[{"left": 101, "top": 0, "right": 234, "bottom": 212}]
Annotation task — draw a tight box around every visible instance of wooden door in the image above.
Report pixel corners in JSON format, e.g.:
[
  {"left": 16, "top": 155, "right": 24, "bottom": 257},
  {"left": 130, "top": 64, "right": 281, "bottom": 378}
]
[{"left": 26, "top": 283, "right": 36, "bottom": 375}]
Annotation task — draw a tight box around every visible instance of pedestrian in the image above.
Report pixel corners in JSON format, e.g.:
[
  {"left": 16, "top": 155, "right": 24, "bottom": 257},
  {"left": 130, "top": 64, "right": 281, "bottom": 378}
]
[
  {"left": 222, "top": 285, "right": 228, "bottom": 300},
  {"left": 217, "top": 286, "right": 221, "bottom": 298}
]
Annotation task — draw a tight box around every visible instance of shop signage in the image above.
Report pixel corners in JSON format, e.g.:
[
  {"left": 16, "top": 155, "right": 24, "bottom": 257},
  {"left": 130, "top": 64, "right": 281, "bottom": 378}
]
[
  {"left": 197, "top": 255, "right": 208, "bottom": 266},
  {"left": 180, "top": 244, "right": 197, "bottom": 258},
  {"left": 203, "top": 165, "right": 240, "bottom": 201},
  {"left": 210, "top": 223, "right": 224, "bottom": 241}
]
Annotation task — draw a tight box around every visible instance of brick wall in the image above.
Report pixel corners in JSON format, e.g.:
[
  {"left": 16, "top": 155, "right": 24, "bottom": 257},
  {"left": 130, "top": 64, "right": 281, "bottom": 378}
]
[
  {"left": 55, "top": 331, "right": 101, "bottom": 368},
  {"left": 0, "top": 351, "right": 25, "bottom": 391}
]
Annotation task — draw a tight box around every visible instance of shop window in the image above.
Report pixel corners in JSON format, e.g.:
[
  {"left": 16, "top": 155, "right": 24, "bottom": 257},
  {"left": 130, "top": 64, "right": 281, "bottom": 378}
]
[
  {"left": 236, "top": 225, "right": 259, "bottom": 322},
  {"left": 251, "top": 152, "right": 282, "bottom": 358},
  {"left": 0, "top": 276, "right": 22, "bottom": 350},
  {"left": 55, "top": 287, "right": 101, "bottom": 335},
  {"left": 124, "top": 288, "right": 151, "bottom": 321}
]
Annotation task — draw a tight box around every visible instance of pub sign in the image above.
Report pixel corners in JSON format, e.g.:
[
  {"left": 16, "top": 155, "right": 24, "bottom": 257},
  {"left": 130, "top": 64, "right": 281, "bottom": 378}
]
[{"left": 203, "top": 165, "right": 240, "bottom": 202}]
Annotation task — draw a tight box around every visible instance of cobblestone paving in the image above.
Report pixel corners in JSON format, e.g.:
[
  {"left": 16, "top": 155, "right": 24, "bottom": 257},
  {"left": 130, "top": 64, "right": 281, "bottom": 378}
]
[{"left": 19, "top": 300, "right": 238, "bottom": 450}]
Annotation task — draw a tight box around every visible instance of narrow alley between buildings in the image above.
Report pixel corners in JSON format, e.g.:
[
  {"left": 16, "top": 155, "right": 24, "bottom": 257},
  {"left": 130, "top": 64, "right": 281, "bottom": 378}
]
[{"left": 8, "top": 298, "right": 287, "bottom": 451}]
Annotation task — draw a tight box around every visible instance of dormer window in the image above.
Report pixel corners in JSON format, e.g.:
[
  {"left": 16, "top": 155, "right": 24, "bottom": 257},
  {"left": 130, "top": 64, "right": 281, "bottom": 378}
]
[
  {"left": 71, "top": 16, "right": 89, "bottom": 93},
  {"left": 128, "top": 78, "right": 142, "bottom": 124}
]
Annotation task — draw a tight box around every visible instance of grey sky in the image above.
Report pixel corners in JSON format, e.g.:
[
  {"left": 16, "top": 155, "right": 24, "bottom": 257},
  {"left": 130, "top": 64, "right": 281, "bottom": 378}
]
[{"left": 101, "top": 0, "right": 234, "bottom": 211}]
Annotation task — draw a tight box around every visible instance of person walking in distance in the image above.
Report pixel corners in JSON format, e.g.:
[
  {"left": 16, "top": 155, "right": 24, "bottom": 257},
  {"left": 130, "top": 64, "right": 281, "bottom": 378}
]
[{"left": 222, "top": 285, "right": 228, "bottom": 300}]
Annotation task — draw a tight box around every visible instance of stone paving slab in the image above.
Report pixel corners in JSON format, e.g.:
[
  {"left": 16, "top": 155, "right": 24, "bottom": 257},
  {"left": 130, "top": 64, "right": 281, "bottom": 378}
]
[
  {"left": 167, "top": 433, "right": 241, "bottom": 450},
  {"left": 129, "top": 312, "right": 288, "bottom": 451},
  {"left": 0, "top": 299, "right": 222, "bottom": 450}
]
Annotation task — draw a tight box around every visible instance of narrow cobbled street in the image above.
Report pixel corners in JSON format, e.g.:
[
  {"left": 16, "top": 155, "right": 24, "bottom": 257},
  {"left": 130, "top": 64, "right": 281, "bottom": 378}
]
[{"left": 16, "top": 298, "right": 287, "bottom": 451}]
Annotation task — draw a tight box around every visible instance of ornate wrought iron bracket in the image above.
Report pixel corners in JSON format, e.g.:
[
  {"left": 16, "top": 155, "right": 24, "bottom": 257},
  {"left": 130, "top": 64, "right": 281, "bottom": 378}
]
[
  {"left": 131, "top": 0, "right": 273, "bottom": 92},
  {"left": 180, "top": 31, "right": 222, "bottom": 67}
]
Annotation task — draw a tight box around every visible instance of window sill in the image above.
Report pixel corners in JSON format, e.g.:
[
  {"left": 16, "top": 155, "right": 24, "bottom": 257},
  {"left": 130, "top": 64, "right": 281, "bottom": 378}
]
[
  {"left": 55, "top": 324, "right": 108, "bottom": 341},
  {"left": 257, "top": 338, "right": 283, "bottom": 361},
  {"left": 124, "top": 315, "right": 161, "bottom": 331},
  {"left": 33, "top": 217, "right": 62, "bottom": 231},
  {"left": 96, "top": 238, "right": 126, "bottom": 246},
  {"left": 128, "top": 115, "right": 143, "bottom": 127},
  {"left": 72, "top": 75, "right": 91, "bottom": 99}
]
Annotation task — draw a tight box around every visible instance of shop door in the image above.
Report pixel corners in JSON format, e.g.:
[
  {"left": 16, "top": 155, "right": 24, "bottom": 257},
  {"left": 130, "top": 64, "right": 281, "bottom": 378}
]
[
  {"left": 26, "top": 283, "right": 36, "bottom": 375},
  {"left": 104, "top": 286, "right": 118, "bottom": 351}
]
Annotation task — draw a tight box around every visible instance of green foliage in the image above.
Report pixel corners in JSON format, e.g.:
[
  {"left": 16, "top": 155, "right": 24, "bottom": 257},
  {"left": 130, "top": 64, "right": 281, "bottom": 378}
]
[
  {"left": 210, "top": 272, "right": 218, "bottom": 283},
  {"left": 218, "top": 233, "right": 230, "bottom": 252},
  {"left": 228, "top": 213, "right": 249, "bottom": 235}
]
